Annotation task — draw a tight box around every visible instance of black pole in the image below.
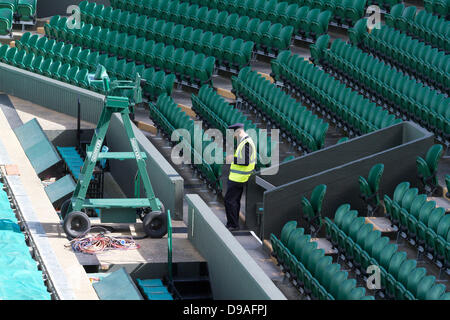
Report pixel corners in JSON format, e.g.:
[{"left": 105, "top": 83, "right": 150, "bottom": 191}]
[{"left": 77, "top": 98, "right": 81, "bottom": 148}]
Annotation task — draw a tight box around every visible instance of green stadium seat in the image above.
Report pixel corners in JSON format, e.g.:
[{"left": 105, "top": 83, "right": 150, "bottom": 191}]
[
  {"left": 349, "top": 19, "right": 449, "bottom": 95},
  {"left": 416, "top": 144, "right": 443, "bottom": 196},
  {"left": 424, "top": 0, "right": 450, "bottom": 17},
  {"left": 271, "top": 48, "right": 402, "bottom": 136},
  {"left": 148, "top": 94, "right": 223, "bottom": 190},
  {"left": 312, "top": 35, "right": 449, "bottom": 141},
  {"left": 101, "top": 0, "right": 293, "bottom": 56},
  {"left": 0, "top": 8, "right": 13, "bottom": 36},
  {"left": 43, "top": 16, "right": 212, "bottom": 88},
  {"left": 301, "top": 184, "right": 327, "bottom": 234},
  {"left": 16, "top": 0, "right": 37, "bottom": 22},
  {"left": 325, "top": 204, "right": 448, "bottom": 299},
  {"left": 358, "top": 163, "right": 384, "bottom": 214},
  {"left": 271, "top": 219, "right": 374, "bottom": 299},
  {"left": 0, "top": 0, "right": 15, "bottom": 11}
]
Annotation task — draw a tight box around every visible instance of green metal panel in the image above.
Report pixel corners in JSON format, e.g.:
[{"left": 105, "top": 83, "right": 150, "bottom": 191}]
[
  {"left": 0, "top": 63, "right": 104, "bottom": 123},
  {"left": 186, "top": 194, "right": 286, "bottom": 300},
  {"left": 92, "top": 268, "right": 144, "bottom": 300},
  {"left": 44, "top": 174, "right": 76, "bottom": 204},
  {"left": 14, "top": 118, "right": 61, "bottom": 175},
  {"left": 99, "top": 208, "right": 137, "bottom": 224}
]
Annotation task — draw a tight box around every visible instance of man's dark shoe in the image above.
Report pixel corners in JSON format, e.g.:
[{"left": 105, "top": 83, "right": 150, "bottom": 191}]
[{"left": 227, "top": 226, "right": 240, "bottom": 232}]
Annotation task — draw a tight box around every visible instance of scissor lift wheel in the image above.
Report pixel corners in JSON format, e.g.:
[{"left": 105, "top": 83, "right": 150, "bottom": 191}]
[
  {"left": 143, "top": 210, "right": 168, "bottom": 239},
  {"left": 63, "top": 211, "right": 91, "bottom": 240}
]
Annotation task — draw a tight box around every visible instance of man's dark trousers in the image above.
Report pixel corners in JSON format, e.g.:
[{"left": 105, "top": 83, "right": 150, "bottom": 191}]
[{"left": 224, "top": 179, "right": 245, "bottom": 228}]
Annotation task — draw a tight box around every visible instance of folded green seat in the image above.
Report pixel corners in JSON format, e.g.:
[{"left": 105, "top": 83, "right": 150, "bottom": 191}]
[
  {"left": 384, "top": 181, "right": 449, "bottom": 272},
  {"left": 44, "top": 16, "right": 212, "bottom": 88},
  {"left": 191, "top": 85, "right": 273, "bottom": 168},
  {"left": 270, "top": 221, "right": 374, "bottom": 300},
  {"left": 416, "top": 144, "right": 443, "bottom": 196},
  {"left": 231, "top": 67, "right": 328, "bottom": 153},
  {"left": 323, "top": 204, "right": 449, "bottom": 300},
  {"left": 424, "top": 0, "right": 450, "bottom": 18},
  {"left": 271, "top": 47, "right": 402, "bottom": 136},
  {"left": 386, "top": 4, "right": 450, "bottom": 53},
  {"left": 77, "top": 2, "right": 255, "bottom": 73},
  {"left": 16, "top": 0, "right": 37, "bottom": 21},
  {"left": 149, "top": 94, "right": 224, "bottom": 191},
  {"left": 0, "top": 8, "right": 12, "bottom": 36},
  {"left": 358, "top": 163, "right": 384, "bottom": 215},
  {"left": 300, "top": 184, "right": 326, "bottom": 235},
  {"left": 349, "top": 18, "right": 450, "bottom": 95},
  {"left": 104, "top": 0, "right": 294, "bottom": 56},
  {"left": 311, "top": 35, "right": 450, "bottom": 143}
]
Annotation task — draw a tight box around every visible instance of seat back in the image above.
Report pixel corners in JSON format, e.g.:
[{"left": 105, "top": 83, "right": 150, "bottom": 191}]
[{"left": 310, "top": 184, "right": 327, "bottom": 213}]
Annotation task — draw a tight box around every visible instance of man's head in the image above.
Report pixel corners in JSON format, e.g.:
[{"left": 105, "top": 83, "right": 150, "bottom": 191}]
[{"left": 228, "top": 123, "right": 245, "bottom": 139}]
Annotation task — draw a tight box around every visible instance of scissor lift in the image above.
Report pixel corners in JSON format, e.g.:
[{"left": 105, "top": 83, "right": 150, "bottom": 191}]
[{"left": 61, "top": 66, "right": 167, "bottom": 239}]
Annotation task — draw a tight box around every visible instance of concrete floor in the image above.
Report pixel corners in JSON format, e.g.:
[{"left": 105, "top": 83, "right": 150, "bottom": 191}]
[{"left": 0, "top": 92, "right": 206, "bottom": 290}]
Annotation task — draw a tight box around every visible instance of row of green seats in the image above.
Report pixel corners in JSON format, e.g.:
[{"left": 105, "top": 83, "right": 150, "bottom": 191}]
[
  {"left": 15, "top": 33, "right": 175, "bottom": 99},
  {"left": 149, "top": 94, "right": 223, "bottom": 190},
  {"left": 0, "top": 0, "right": 36, "bottom": 22},
  {"left": 272, "top": 48, "right": 401, "bottom": 136},
  {"left": 0, "top": 182, "right": 51, "bottom": 300},
  {"left": 365, "top": 0, "right": 403, "bottom": 11},
  {"left": 0, "top": 44, "right": 94, "bottom": 89},
  {"left": 384, "top": 181, "right": 450, "bottom": 269},
  {"left": 270, "top": 221, "right": 374, "bottom": 299},
  {"left": 424, "top": 0, "right": 449, "bottom": 18},
  {"left": 191, "top": 85, "right": 272, "bottom": 168},
  {"left": 44, "top": 16, "right": 215, "bottom": 87},
  {"left": 350, "top": 19, "right": 450, "bottom": 94},
  {"left": 386, "top": 4, "right": 449, "bottom": 52},
  {"left": 178, "top": 0, "right": 332, "bottom": 40},
  {"left": 109, "top": 0, "right": 294, "bottom": 55},
  {"left": 284, "top": 0, "right": 367, "bottom": 26},
  {"left": 78, "top": 1, "right": 254, "bottom": 71},
  {"left": 312, "top": 36, "right": 450, "bottom": 142},
  {"left": 231, "top": 67, "right": 328, "bottom": 152},
  {"left": 0, "top": 7, "right": 12, "bottom": 36},
  {"left": 323, "top": 204, "right": 449, "bottom": 300}
]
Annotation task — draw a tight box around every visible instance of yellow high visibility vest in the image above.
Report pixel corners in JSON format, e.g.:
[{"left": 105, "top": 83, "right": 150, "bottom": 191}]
[{"left": 229, "top": 136, "right": 256, "bottom": 183}]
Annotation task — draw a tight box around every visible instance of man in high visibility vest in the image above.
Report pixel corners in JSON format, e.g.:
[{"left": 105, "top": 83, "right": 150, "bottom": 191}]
[{"left": 224, "top": 123, "right": 256, "bottom": 231}]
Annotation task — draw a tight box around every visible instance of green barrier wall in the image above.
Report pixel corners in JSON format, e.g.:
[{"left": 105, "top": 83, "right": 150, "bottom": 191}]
[
  {"left": 186, "top": 194, "right": 286, "bottom": 300},
  {"left": 246, "top": 122, "right": 435, "bottom": 239},
  {"left": 0, "top": 62, "right": 184, "bottom": 219}
]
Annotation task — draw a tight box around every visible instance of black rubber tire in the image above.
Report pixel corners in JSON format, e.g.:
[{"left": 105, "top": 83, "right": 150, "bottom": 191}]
[
  {"left": 143, "top": 210, "right": 168, "bottom": 239},
  {"left": 60, "top": 199, "right": 71, "bottom": 220},
  {"left": 63, "top": 211, "right": 91, "bottom": 240}
]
